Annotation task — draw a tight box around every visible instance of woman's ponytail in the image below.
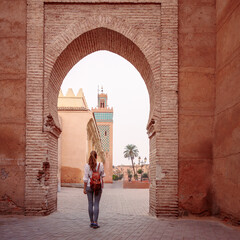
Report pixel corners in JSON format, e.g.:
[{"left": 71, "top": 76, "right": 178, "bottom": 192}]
[{"left": 88, "top": 150, "right": 97, "bottom": 171}]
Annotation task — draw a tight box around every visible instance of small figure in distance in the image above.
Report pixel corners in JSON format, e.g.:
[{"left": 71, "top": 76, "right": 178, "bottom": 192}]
[{"left": 83, "top": 150, "right": 105, "bottom": 229}]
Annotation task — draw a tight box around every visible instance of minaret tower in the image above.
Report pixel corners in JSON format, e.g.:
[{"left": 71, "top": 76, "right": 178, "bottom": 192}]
[{"left": 92, "top": 87, "right": 113, "bottom": 183}]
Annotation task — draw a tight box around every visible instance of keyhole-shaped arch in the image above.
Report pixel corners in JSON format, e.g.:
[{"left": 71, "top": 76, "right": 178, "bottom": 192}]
[
  {"left": 26, "top": 3, "right": 178, "bottom": 217},
  {"left": 45, "top": 27, "right": 156, "bottom": 128}
]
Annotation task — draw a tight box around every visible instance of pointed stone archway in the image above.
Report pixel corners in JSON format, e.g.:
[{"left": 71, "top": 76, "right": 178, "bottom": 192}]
[{"left": 26, "top": 0, "right": 178, "bottom": 216}]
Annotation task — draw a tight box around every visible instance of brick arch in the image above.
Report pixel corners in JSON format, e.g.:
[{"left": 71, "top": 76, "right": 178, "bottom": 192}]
[
  {"left": 44, "top": 15, "right": 157, "bottom": 127},
  {"left": 25, "top": 1, "right": 178, "bottom": 217}
]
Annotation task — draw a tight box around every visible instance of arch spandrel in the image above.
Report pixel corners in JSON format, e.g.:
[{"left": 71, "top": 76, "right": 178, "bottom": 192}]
[{"left": 44, "top": 15, "right": 160, "bottom": 129}]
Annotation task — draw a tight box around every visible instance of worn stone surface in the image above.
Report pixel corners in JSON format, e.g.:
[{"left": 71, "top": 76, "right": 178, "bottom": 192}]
[
  {"left": 178, "top": 0, "right": 215, "bottom": 216},
  {"left": 213, "top": 0, "right": 240, "bottom": 223},
  {"left": 179, "top": 160, "right": 212, "bottom": 215},
  {"left": 0, "top": 0, "right": 26, "bottom": 214}
]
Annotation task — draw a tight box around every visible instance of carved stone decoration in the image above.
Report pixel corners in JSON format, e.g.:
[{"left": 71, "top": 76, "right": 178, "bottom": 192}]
[
  {"left": 44, "top": 114, "right": 62, "bottom": 138},
  {"left": 147, "top": 119, "right": 156, "bottom": 138},
  {"left": 45, "top": 114, "right": 55, "bottom": 128}
]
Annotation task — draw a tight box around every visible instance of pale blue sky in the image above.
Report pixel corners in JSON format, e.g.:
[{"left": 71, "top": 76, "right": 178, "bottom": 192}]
[{"left": 61, "top": 50, "right": 150, "bottom": 166}]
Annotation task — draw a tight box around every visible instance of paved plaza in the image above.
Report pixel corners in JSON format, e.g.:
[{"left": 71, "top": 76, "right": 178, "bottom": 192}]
[{"left": 0, "top": 182, "right": 239, "bottom": 240}]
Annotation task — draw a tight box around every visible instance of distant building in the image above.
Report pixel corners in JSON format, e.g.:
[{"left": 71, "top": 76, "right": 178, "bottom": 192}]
[
  {"left": 92, "top": 88, "right": 113, "bottom": 183},
  {"left": 114, "top": 164, "right": 149, "bottom": 181},
  {"left": 57, "top": 88, "right": 105, "bottom": 188}
]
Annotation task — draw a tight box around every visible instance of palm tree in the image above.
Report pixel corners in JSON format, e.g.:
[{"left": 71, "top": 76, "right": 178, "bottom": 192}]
[{"left": 123, "top": 144, "right": 139, "bottom": 176}]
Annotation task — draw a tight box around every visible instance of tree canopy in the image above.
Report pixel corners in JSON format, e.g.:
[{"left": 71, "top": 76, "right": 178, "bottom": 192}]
[
  {"left": 123, "top": 144, "right": 139, "bottom": 176},
  {"left": 123, "top": 144, "right": 139, "bottom": 159}
]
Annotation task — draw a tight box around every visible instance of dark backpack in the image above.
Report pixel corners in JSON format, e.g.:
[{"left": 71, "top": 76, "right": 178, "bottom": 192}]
[{"left": 90, "top": 163, "right": 101, "bottom": 194}]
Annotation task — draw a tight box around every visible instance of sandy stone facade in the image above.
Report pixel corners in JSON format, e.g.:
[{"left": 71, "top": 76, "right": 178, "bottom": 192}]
[
  {"left": 0, "top": 0, "right": 239, "bottom": 224},
  {"left": 57, "top": 88, "right": 105, "bottom": 187}
]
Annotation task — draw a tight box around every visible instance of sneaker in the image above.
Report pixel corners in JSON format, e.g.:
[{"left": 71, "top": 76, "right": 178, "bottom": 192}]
[
  {"left": 90, "top": 223, "right": 94, "bottom": 228},
  {"left": 92, "top": 223, "right": 100, "bottom": 229}
]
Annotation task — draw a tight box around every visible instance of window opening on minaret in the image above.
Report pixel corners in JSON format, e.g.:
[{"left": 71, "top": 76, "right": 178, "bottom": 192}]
[{"left": 105, "top": 131, "right": 107, "bottom": 136}]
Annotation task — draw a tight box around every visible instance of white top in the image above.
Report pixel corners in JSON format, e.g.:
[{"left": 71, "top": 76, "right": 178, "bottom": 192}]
[{"left": 83, "top": 162, "right": 105, "bottom": 187}]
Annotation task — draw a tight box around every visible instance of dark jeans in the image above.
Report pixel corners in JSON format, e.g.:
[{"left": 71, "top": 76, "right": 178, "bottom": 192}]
[{"left": 86, "top": 186, "right": 102, "bottom": 223}]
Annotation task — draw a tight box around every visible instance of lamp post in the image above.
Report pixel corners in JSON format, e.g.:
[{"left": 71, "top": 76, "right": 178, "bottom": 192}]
[
  {"left": 137, "top": 156, "right": 140, "bottom": 181},
  {"left": 138, "top": 156, "right": 146, "bottom": 181},
  {"left": 133, "top": 162, "right": 137, "bottom": 181},
  {"left": 137, "top": 157, "right": 148, "bottom": 181}
]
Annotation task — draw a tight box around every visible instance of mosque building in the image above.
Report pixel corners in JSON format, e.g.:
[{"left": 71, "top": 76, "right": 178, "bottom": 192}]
[{"left": 92, "top": 87, "right": 114, "bottom": 183}]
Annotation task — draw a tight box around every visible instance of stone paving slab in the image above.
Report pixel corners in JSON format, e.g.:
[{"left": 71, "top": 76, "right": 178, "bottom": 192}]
[{"left": 0, "top": 182, "right": 239, "bottom": 240}]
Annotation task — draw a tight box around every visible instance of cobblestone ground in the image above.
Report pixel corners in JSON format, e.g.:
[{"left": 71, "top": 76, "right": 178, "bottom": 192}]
[{"left": 0, "top": 181, "right": 239, "bottom": 240}]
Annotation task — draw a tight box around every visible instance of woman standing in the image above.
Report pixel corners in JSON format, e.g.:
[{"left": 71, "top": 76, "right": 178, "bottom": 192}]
[{"left": 83, "top": 150, "right": 105, "bottom": 229}]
